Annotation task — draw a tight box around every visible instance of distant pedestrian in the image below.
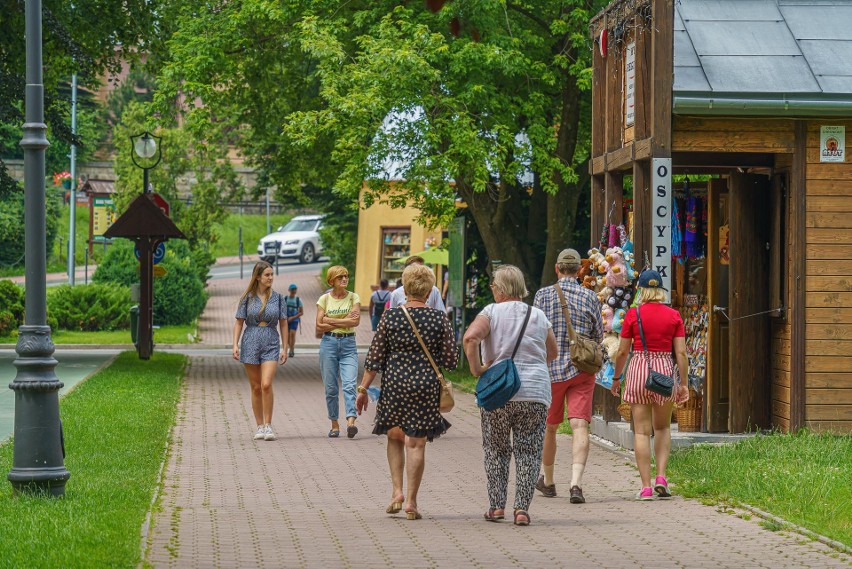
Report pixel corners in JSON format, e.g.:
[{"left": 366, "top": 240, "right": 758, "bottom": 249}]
[
  {"left": 532, "top": 249, "right": 604, "bottom": 504},
  {"left": 356, "top": 263, "right": 456, "bottom": 520},
  {"left": 610, "top": 269, "right": 689, "bottom": 500},
  {"left": 389, "top": 256, "right": 446, "bottom": 311},
  {"left": 316, "top": 266, "right": 361, "bottom": 438},
  {"left": 284, "top": 283, "right": 303, "bottom": 357},
  {"left": 369, "top": 279, "right": 391, "bottom": 331},
  {"left": 463, "top": 265, "right": 558, "bottom": 526},
  {"left": 233, "top": 261, "right": 288, "bottom": 442}
]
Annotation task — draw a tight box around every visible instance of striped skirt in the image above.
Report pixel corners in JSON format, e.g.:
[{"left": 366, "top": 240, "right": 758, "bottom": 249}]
[{"left": 623, "top": 351, "right": 678, "bottom": 406}]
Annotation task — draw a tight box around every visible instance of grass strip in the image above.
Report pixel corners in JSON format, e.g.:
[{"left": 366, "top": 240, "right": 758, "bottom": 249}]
[
  {"left": 667, "top": 430, "right": 851, "bottom": 547},
  {"left": 0, "top": 351, "right": 186, "bottom": 568},
  {"left": 210, "top": 213, "right": 292, "bottom": 258},
  {"left": 1, "top": 324, "right": 198, "bottom": 345}
]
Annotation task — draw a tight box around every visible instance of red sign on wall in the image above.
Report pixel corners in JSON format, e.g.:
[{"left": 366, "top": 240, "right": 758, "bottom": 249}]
[{"left": 148, "top": 193, "right": 170, "bottom": 217}]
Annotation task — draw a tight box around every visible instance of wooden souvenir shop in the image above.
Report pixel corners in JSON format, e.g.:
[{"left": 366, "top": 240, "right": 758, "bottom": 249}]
[{"left": 589, "top": 0, "right": 852, "bottom": 434}]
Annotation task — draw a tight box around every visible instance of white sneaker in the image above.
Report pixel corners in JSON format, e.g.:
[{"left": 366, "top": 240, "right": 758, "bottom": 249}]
[
  {"left": 264, "top": 424, "right": 277, "bottom": 441},
  {"left": 254, "top": 426, "right": 265, "bottom": 440}
]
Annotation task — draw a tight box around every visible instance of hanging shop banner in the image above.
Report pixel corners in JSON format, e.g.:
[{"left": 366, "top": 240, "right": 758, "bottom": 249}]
[
  {"left": 624, "top": 42, "right": 636, "bottom": 127},
  {"left": 820, "top": 126, "right": 845, "bottom": 163},
  {"left": 651, "top": 158, "right": 672, "bottom": 301}
]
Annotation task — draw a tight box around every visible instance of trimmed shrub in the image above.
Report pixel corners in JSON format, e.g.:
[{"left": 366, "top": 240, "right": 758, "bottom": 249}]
[
  {"left": 47, "top": 283, "right": 132, "bottom": 331},
  {"left": 94, "top": 239, "right": 207, "bottom": 326},
  {"left": 0, "top": 190, "right": 60, "bottom": 268},
  {"left": 0, "top": 280, "right": 25, "bottom": 336}
]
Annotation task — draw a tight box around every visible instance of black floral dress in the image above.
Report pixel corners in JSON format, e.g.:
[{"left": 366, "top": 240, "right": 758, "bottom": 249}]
[{"left": 365, "top": 306, "right": 457, "bottom": 441}]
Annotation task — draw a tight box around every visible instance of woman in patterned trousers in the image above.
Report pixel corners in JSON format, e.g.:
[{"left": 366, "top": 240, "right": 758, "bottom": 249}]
[{"left": 463, "top": 265, "right": 558, "bottom": 526}]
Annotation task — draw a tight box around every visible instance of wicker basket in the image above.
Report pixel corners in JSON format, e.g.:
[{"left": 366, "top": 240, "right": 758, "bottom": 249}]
[
  {"left": 617, "top": 402, "right": 632, "bottom": 423},
  {"left": 675, "top": 389, "right": 702, "bottom": 432}
]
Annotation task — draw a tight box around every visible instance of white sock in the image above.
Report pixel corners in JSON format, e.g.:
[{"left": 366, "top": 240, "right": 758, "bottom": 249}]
[
  {"left": 571, "top": 463, "right": 585, "bottom": 487},
  {"left": 542, "top": 463, "right": 555, "bottom": 486}
]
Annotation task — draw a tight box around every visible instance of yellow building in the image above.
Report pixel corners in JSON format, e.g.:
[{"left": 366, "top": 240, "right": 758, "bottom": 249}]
[{"left": 354, "top": 186, "right": 442, "bottom": 305}]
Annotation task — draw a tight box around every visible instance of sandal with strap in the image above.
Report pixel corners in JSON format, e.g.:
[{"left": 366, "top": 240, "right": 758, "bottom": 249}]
[
  {"left": 513, "top": 510, "right": 530, "bottom": 526},
  {"left": 386, "top": 498, "right": 403, "bottom": 514},
  {"left": 483, "top": 508, "right": 505, "bottom": 522},
  {"left": 328, "top": 429, "right": 340, "bottom": 438}
]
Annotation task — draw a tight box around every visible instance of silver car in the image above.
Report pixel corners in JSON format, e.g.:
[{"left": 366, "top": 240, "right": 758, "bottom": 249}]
[{"left": 258, "top": 214, "right": 325, "bottom": 264}]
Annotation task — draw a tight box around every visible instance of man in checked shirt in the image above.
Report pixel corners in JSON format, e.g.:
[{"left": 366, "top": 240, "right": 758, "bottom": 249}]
[{"left": 532, "top": 249, "right": 604, "bottom": 504}]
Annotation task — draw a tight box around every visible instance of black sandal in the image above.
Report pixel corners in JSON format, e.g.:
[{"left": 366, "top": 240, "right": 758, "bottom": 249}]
[
  {"left": 513, "top": 510, "right": 530, "bottom": 526},
  {"left": 484, "top": 508, "right": 505, "bottom": 522},
  {"left": 328, "top": 429, "right": 340, "bottom": 438}
]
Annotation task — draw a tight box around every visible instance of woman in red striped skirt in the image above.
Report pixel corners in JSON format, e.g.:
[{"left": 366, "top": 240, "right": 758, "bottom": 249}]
[{"left": 610, "top": 270, "right": 689, "bottom": 500}]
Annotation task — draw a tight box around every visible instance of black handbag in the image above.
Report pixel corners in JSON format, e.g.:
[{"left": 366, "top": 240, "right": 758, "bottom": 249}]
[{"left": 636, "top": 306, "right": 675, "bottom": 398}]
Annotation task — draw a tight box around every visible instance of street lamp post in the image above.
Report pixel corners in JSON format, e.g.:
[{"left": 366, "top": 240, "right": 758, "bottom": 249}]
[
  {"left": 8, "top": 0, "right": 71, "bottom": 496},
  {"left": 130, "top": 132, "right": 162, "bottom": 360}
]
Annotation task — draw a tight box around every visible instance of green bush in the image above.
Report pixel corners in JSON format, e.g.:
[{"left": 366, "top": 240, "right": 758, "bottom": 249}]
[
  {"left": 47, "top": 283, "right": 132, "bottom": 331},
  {"left": 0, "top": 280, "right": 24, "bottom": 336},
  {"left": 94, "top": 239, "right": 207, "bottom": 326}
]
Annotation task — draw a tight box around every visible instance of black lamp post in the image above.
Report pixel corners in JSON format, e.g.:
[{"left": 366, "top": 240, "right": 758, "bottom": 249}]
[
  {"left": 130, "top": 131, "right": 162, "bottom": 195},
  {"left": 8, "top": 0, "right": 71, "bottom": 496},
  {"left": 129, "top": 131, "right": 162, "bottom": 359}
]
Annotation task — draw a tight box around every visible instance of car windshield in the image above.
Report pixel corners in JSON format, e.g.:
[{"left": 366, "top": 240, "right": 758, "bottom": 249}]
[{"left": 279, "top": 219, "right": 319, "bottom": 232}]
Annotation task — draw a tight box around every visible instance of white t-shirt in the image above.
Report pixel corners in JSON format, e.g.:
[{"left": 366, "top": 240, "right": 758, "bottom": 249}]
[
  {"left": 389, "top": 285, "right": 446, "bottom": 312},
  {"left": 479, "top": 301, "right": 552, "bottom": 408}
]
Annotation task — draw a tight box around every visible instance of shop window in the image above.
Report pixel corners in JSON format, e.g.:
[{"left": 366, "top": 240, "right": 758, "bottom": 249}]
[{"left": 381, "top": 227, "right": 411, "bottom": 284}]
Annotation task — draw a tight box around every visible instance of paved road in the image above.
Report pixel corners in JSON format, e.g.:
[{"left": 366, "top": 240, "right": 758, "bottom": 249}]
[
  {"left": 0, "top": 349, "right": 119, "bottom": 443},
  {"left": 144, "top": 352, "right": 850, "bottom": 569}
]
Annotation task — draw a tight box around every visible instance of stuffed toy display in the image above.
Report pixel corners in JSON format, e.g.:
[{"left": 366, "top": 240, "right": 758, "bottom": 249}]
[
  {"left": 606, "top": 286, "right": 634, "bottom": 310},
  {"left": 601, "top": 247, "right": 628, "bottom": 288},
  {"left": 588, "top": 248, "right": 607, "bottom": 276},
  {"left": 577, "top": 259, "right": 598, "bottom": 290},
  {"left": 622, "top": 247, "right": 637, "bottom": 281},
  {"left": 611, "top": 308, "right": 627, "bottom": 334},
  {"left": 601, "top": 305, "right": 614, "bottom": 333}
]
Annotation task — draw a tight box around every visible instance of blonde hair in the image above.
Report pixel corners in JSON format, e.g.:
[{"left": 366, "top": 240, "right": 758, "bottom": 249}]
[
  {"left": 240, "top": 261, "right": 273, "bottom": 315},
  {"left": 402, "top": 264, "right": 435, "bottom": 301},
  {"left": 638, "top": 287, "right": 668, "bottom": 305},
  {"left": 325, "top": 265, "right": 349, "bottom": 287},
  {"left": 492, "top": 265, "right": 528, "bottom": 299}
]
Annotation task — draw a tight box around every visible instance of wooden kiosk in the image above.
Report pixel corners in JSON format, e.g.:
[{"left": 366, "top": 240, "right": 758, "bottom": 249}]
[{"left": 590, "top": 0, "right": 852, "bottom": 433}]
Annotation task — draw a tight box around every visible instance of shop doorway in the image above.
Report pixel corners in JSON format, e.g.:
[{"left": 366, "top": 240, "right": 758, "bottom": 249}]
[{"left": 707, "top": 174, "right": 773, "bottom": 432}]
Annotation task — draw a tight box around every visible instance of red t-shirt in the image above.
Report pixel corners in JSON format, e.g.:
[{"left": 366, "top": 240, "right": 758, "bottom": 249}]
[{"left": 620, "top": 303, "right": 685, "bottom": 351}]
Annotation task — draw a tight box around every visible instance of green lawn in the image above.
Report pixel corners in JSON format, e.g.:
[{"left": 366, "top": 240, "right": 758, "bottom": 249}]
[
  {"left": 667, "top": 430, "right": 852, "bottom": 546},
  {"left": 0, "top": 351, "right": 186, "bottom": 568},
  {"left": 210, "top": 212, "right": 293, "bottom": 258},
  {"left": 1, "top": 324, "right": 199, "bottom": 345}
]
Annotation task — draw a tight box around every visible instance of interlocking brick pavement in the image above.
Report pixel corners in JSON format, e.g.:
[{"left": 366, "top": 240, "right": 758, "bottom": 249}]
[{"left": 144, "top": 353, "right": 851, "bottom": 569}]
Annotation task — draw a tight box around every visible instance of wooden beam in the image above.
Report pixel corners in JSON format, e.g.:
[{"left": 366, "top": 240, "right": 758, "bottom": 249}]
[
  {"left": 591, "top": 155, "right": 607, "bottom": 176},
  {"left": 607, "top": 143, "right": 635, "bottom": 172},
  {"left": 671, "top": 152, "right": 776, "bottom": 169},
  {"left": 632, "top": 161, "right": 650, "bottom": 267},
  {"left": 606, "top": 32, "right": 622, "bottom": 153},
  {"left": 650, "top": 0, "right": 673, "bottom": 157},
  {"left": 590, "top": 175, "right": 606, "bottom": 247},
  {"left": 790, "top": 120, "right": 807, "bottom": 432},
  {"left": 634, "top": 18, "right": 650, "bottom": 141},
  {"left": 591, "top": 16, "right": 607, "bottom": 160}
]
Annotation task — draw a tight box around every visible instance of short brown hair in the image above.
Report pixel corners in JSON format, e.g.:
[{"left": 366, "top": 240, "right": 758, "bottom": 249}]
[
  {"left": 404, "top": 255, "right": 425, "bottom": 267},
  {"left": 402, "top": 264, "right": 435, "bottom": 301},
  {"left": 325, "top": 265, "right": 349, "bottom": 287}
]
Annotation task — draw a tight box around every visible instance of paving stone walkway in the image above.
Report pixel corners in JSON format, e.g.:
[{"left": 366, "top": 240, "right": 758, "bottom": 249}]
[
  {"left": 144, "top": 268, "right": 851, "bottom": 568},
  {"left": 144, "top": 354, "right": 850, "bottom": 568}
]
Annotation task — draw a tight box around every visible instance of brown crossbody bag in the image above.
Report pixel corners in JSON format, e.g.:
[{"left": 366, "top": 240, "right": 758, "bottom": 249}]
[{"left": 554, "top": 284, "right": 604, "bottom": 375}]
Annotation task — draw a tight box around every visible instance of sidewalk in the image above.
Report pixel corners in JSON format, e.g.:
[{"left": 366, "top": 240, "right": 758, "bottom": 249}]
[{"left": 144, "top": 353, "right": 850, "bottom": 568}]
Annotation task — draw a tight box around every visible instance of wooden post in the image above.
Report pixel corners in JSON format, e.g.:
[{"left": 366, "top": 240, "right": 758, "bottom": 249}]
[
  {"left": 650, "top": 0, "right": 673, "bottom": 157},
  {"left": 632, "top": 161, "right": 650, "bottom": 266},
  {"left": 790, "top": 121, "right": 807, "bottom": 431}
]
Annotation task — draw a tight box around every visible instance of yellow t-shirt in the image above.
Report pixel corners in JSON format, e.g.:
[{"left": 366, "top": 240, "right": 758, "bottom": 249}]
[{"left": 317, "top": 291, "right": 361, "bottom": 334}]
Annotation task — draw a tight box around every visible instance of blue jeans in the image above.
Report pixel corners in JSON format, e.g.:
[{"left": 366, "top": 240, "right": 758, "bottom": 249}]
[
  {"left": 319, "top": 335, "right": 358, "bottom": 421},
  {"left": 371, "top": 313, "right": 381, "bottom": 331}
]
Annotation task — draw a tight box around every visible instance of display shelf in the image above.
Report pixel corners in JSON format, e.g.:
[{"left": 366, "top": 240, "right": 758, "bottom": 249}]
[{"left": 381, "top": 227, "right": 411, "bottom": 283}]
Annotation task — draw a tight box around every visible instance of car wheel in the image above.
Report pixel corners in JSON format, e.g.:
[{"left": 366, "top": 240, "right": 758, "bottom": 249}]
[{"left": 299, "top": 243, "right": 315, "bottom": 264}]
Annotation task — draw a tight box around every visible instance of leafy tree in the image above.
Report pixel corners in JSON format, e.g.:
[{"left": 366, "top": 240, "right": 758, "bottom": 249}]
[
  {"left": 154, "top": 0, "right": 603, "bottom": 290},
  {"left": 0, "top": 0, "right": 178, "bottom": 195}
]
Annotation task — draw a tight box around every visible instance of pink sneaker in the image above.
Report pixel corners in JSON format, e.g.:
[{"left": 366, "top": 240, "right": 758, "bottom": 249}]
[
  {"left": 636, "top": 487, "right": 654, "bottom": 501},
  {"left": 654, "top": 475, "right": 671, "bottom": 498}
]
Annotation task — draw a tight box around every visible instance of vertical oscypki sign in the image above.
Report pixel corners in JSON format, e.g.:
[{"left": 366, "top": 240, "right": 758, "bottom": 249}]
[{"left": 651, "top": 158, "right": 672, "bottom": 302}]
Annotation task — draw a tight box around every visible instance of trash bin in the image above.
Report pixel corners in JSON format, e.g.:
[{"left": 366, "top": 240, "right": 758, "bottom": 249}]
[{"left": 130, "top": 305, "right": 139, "bottom": 345}]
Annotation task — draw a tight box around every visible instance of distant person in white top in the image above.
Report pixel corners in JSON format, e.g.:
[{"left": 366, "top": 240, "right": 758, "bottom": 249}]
[
  {"left": 463, "top": 264, "right": 558, "bottom": 527},
  {"left": 389, "top": 256, "right": 446, "bottom": 312}
]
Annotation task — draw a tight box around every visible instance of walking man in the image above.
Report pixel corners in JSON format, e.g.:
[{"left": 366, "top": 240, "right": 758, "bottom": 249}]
[
  {"left": 532, "top": 249, "right": 604, "bottom": 503},
  {"left": 389, "top": 255, "right": 446, "bottom": 311}
]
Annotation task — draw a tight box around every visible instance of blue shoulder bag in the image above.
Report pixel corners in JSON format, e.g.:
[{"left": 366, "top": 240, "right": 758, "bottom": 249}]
[{"left": 475, "top": 304, "right": 532, "bottom": 411}]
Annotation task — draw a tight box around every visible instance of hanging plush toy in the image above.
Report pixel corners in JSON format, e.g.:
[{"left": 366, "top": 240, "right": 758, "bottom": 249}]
[
  {"left": 608, "top": 224, "right": 619, "bottom": 248},
  {"left": 685, "top": 195, "right": 703, "bottom": 258},
  {"left": 601, "top": 246, "right": 628, "bottom": 288},
  {"left": 588, "top": 248, "right": 607, "bottom": 276},
  {"left": 622, "top": 247, "right": 637, "bottom": 281},
  {"left": 611, "top": 308, "right": 627, "bottom": 334},
  {"left": 602, "top": 305, "right": 614, "bottom": 333}
]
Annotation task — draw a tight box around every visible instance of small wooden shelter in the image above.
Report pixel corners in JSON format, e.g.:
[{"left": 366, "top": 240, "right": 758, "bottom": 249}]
[{"left": 590, "top": 0, "right": 852, "bottom": 433}]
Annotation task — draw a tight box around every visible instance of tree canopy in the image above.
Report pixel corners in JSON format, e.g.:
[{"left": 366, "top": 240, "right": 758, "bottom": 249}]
[{"left": 156, "top": 0, "right": 605, "bottom": 288}]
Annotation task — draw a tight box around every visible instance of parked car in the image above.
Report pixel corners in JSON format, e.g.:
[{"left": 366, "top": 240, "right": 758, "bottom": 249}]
[{"left": 258, "top": 214, "right": 325, "bottom": 264}]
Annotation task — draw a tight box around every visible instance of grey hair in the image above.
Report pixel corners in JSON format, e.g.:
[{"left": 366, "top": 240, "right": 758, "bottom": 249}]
[{"left": 492, "top": 265, "right": 529, "bottom": 299}]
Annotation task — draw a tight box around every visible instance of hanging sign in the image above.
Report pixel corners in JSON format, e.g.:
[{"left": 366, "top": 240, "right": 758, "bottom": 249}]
[
  {"left": 651, "top": 158, "right": 672, "bottom": 301},
  {"left": 624, "top": 42, "right": 636, "bottom": 127},
  {"left": 820, "top": 126, "right": 845, "bottom": 163}
]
